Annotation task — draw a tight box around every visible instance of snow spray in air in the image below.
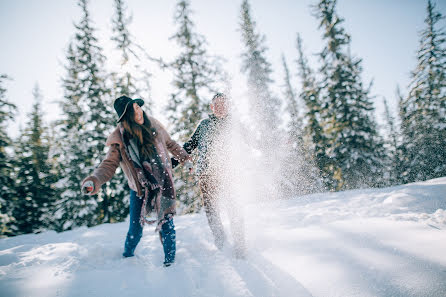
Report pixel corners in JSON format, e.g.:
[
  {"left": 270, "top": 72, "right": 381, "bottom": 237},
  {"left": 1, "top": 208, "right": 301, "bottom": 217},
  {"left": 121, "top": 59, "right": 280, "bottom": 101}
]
[{"left": 206, "top": 83, "right": 324, "bottom": 255}]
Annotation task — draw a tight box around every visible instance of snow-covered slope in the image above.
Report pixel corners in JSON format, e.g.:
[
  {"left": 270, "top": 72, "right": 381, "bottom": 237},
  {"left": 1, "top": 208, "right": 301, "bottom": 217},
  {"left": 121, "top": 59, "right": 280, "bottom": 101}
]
[{"left": 1, "top": 177, "right": 446, "bottom": 297}]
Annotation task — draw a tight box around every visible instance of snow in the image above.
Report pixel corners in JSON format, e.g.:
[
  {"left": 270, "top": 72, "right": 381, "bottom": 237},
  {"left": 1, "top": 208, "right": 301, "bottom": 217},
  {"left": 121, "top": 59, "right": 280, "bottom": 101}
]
[{"left": 1, "top": 177, "right": 446, "bottom": 297}]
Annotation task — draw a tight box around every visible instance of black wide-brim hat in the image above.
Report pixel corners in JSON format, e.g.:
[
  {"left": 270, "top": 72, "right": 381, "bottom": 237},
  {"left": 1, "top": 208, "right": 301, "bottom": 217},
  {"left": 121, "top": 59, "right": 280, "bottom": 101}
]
[{"left": 113, "top": 95, "right": 144, "bottom": 122}]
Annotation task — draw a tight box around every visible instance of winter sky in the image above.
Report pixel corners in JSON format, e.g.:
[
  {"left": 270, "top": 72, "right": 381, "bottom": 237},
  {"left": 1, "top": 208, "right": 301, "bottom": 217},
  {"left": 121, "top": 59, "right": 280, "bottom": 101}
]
[{"left": 1, "top": 0, "right": 445, "bottom": 136}]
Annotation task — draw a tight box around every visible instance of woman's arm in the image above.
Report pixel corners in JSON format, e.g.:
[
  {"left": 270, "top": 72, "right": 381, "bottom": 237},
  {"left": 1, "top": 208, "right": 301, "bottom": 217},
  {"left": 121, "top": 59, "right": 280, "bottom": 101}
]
[
  {"left": 81, "top": 143, "right": 121, "bottom": 195},
  {"left": 165, "top": 131, "right": 190, "bottom": 163},
  {"left": 150, "top": 117, "right": 190, "bottom": 163}
]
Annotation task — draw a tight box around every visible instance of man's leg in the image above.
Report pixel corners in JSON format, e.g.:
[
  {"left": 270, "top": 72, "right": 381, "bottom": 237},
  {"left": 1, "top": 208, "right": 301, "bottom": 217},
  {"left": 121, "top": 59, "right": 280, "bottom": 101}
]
[
  {"left": 199, "top": 175, "right": 226, "bottom": 249},
  {"left": 123, "top": 190, "right": 143, "bottom": 257},
  {"left": 227, "top": 201, "right": 246, "bottom": 258}
]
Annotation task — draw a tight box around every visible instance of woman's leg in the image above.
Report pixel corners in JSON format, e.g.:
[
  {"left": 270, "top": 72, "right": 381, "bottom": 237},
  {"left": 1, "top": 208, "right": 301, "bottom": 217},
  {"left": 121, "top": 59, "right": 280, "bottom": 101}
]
[
  {"left": 159, "top": 215, "right": 176, "bottom": 266},
  {"left": 123, "top": 190, "right": 143, "bottom": 257}
]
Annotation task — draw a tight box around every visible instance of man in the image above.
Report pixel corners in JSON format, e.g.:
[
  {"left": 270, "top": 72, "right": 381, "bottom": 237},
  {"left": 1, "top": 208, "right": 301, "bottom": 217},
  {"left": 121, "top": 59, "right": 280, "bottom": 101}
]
[{"left": 179, "top": 93, "right": 246, "bottom": 258}]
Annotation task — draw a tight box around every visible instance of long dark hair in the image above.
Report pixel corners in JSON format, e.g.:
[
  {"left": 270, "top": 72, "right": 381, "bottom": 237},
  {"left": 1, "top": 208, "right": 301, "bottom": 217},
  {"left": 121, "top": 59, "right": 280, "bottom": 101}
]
[{"left": 120, "top": 104, "right": 158, "bottom": 159}]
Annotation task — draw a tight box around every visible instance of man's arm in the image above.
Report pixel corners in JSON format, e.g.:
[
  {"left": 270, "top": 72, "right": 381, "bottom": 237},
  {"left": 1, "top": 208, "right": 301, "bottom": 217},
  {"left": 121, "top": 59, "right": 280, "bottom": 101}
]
[
  {"left": 171, "top": 121, "right": 203, "bottom": 168},
  {"left": 183, "top": 121, "right": 203, "bottom": 154}
]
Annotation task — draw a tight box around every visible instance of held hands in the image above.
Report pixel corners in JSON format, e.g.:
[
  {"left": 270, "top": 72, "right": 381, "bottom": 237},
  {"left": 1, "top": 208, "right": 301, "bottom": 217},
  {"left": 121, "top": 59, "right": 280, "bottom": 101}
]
[
  {"left": 184, "top": 160, "right": 194, "bottom": 173},
  {"left": 183, "top": 154, "right": 194, "bottom": 173},
  {"left": 170, "top": 157, "right": 193, "bottom": 172},
  {"left": 82, "top": 181, "right": 94, "bottom": 195},
  {"left": 183, "top": 155, "right": 194, "bottom": 173}
]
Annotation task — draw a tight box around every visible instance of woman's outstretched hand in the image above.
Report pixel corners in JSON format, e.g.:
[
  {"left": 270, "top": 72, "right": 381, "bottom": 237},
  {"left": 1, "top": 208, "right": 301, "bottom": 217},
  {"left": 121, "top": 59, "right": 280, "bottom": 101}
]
[{"left": 82, "top": 180, "right": 94, "bottom": 195}]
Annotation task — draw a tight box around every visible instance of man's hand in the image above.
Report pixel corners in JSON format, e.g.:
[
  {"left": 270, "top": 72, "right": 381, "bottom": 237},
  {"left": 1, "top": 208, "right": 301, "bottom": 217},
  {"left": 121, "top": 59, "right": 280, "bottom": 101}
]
[{"left": 82, "top": 181, "right": 94, "bottom": 195}]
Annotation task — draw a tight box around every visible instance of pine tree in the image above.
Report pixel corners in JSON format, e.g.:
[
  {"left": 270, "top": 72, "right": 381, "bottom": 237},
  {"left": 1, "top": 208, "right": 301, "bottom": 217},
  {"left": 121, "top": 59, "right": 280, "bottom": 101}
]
[
  {"left": 382, "top": 97, "right": 401, "bottom": 185},
  {"left": 240, "top": 0, "right": 281, "bottom": 136},
  {"left": 396, "top": 87, "right": 411, "bottom": 184},
  {"left": 11, "top": 85, "right": 58, "bottom": 234},
  {"left": 0, "top": 75, "right": 17, "bottom": 236},
  {"left": 167, "top": 0, "right": 225, "bottom": 213},
  {"left": 110, "top": 0, "right": 152, "bottom": 112},
  {"left": 296, "top": 34, "right": 331, "bottom": 189},
  {"left": 168, "top": 0, "right": 223, "bottom": 140},
  {"left": 111, "top": 0, "right": 134, "bottom": 67},
  {"left": 281, "top": 54, "right": 322, "bottom": 196},
  {"left": 313, "top": 0, "right": 386, "bottom": 190},
  {"left": 399, "top": 0, "right": 446, "bottom": 182},
  {"left": 53, "top": 42, "right": 91, "bottom": 231},
  {"left": 282, "top": 54, "right": 303, "bottom": 141},
  {"left": 239, "top": 0, "right": 284, "bottom": 201},
  {"left": 55, "top": 0, "right": 120, "bottom": 230}
]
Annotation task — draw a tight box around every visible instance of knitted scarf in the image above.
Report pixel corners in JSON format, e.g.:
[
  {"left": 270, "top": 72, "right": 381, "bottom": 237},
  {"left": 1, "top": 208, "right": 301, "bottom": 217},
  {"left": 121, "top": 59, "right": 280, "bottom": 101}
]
[{"left": 119, "top": 125, "right": 175, "bottom": 231}]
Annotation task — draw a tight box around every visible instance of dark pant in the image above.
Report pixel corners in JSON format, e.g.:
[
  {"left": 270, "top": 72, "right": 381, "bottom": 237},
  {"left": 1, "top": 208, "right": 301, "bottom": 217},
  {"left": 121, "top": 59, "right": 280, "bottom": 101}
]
[
  {"left": 124, "top": 190, "right": 176, "bottom": 264},
  {"left": 199, "top": 175, "right": 245, "bottom": 253},
  {"left": 160, "top": 216, "right": 176, "bottom": 264}
]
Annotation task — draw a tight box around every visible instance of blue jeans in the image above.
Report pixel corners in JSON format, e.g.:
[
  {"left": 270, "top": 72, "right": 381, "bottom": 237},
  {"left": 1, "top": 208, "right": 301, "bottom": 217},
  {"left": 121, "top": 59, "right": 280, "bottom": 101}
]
[
  {"left": 123, "top": 190, "right": 176, "bottom": 264},
  {"left": 160, "top": 216, "right": 176, "bottom": 264}
]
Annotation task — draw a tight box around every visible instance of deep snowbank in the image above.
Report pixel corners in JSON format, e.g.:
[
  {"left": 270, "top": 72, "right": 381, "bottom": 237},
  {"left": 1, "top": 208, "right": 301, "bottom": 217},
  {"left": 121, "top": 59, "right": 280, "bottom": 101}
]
[{"left": 1, "top": 177, "right": 445, "bottom": 297}]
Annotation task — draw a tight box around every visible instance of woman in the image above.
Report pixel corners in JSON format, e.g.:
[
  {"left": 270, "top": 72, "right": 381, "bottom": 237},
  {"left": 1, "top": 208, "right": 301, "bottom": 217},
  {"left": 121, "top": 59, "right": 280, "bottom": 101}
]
[{"left": 81, "top": 95, "right": 190, "bottom": 267}]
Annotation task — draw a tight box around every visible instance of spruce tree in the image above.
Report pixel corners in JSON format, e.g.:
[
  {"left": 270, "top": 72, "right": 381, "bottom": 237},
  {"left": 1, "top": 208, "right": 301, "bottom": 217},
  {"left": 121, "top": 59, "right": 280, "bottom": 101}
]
[
  {"left": 111, "top": 0, "right": 152, "bottom": 113},
  {"left": 239, "top": 0, "right": 284, "bottom": 201},
  {"left": 282, "top": 54, "right": 303, "bottom": 141},
  {"left": 382, "top": 97, "right": 400, "bottom": 186},
  {"left": 78, "top": 0, "right": 128, "bottom": 225},
  {"left": 314, "top": 0, "right": 386, "bottom": 190},
  {"left": 53, "top": 42, "right": 93, "bottom": 231},
  {"left": 167, "top": 0, "right": 225, "bottom": 213},
  {"left": 399, "top": 0, "right": 446, "bottom": 182},
  {"left": 168, "top": 0, "right": 223, "bottom": 140},
  {"left": 240, "top": 0, "right": 281, "bottom": 136},
  {"left": 0, "top": 75, "right": 17, "bottom": 236},
  {"left": 296, "top": 34, "right": 331, "bottom": 189},
  {"left": 11, "top": 85, "right": 58, "bottom": 234},
  {"left": 281, "top": 54, "right": 321, "bottom": 196},
  {"left": 111, "top": 0, "right": 134, "bottom": 67},
  {"left": 396, "top": 87, "right": 411, "bottom": 184},
  {"left": 55, "top": 0, "right": 120, "bottom": 230}
]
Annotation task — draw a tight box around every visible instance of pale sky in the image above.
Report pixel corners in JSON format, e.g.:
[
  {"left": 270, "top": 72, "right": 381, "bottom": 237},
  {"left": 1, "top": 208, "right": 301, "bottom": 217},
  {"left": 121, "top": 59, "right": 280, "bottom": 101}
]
[{"left": 1, "top": 0, "right": 445, "bottom": 137}]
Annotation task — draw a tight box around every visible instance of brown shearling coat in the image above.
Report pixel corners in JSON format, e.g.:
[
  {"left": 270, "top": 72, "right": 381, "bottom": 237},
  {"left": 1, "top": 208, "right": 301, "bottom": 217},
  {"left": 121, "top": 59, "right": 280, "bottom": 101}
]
[{"left": 82, "top": 116, "right": 188, "bottom": 203}]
